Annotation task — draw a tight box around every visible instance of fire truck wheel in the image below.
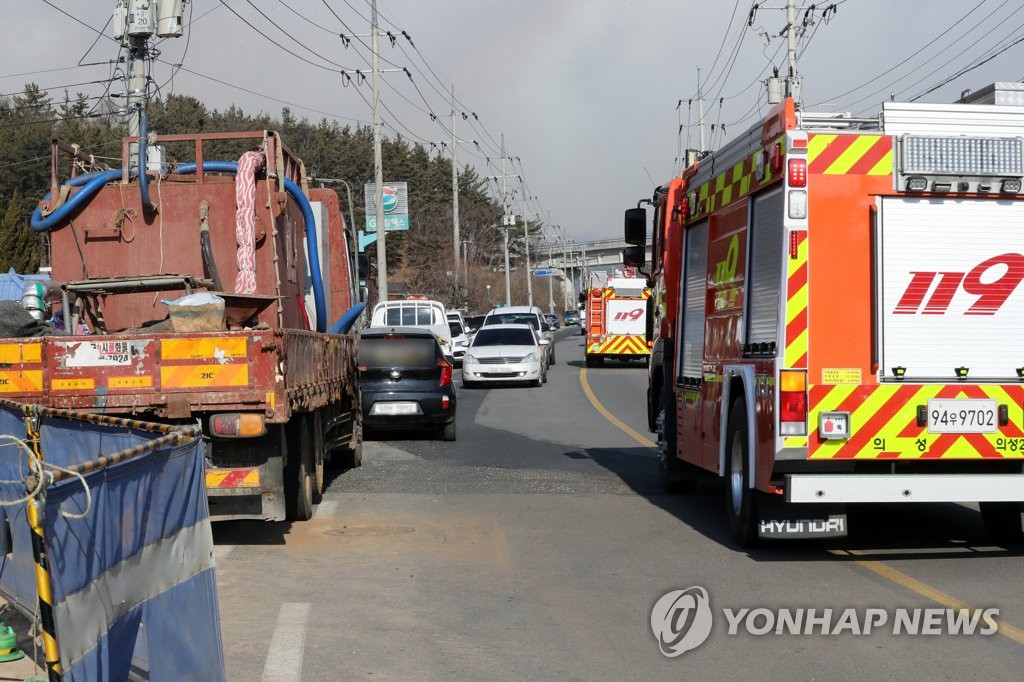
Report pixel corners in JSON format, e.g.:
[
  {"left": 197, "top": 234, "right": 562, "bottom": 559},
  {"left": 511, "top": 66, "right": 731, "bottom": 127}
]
[
  {"left": 658, "top": 410, "right": 695, "bottom": 494},
  {"left": 285, "top": 419, "right": 314, "bottom": 522},
  {"left": 980, "top": 502, "right": 1024, "bottom": 545},
  {"left": 725, "top": 400, "right": 758, "bottom": 547}
]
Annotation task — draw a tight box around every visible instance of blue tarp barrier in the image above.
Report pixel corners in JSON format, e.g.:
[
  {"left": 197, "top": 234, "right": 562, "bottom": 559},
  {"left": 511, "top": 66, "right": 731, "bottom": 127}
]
[{"left": 0, "top": 404, "right": 225, "bottom": 681}]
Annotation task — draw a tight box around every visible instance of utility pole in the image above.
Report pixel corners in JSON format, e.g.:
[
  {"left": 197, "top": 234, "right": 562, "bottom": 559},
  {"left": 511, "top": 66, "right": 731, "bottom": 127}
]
[
  {"left": 371, "top": 0, "right": 387, "bottom": 302},
  {"left": 697, "top": 67, "right": 706, "bottom": 153},
  {"left": 520, "top": 194, "right": 533, "bottom": 307},
  {"left": 451, "top": 85, "right": 461, "bottom": 294},
  {"left": 548, "top": 236, "right": 556, "bottom": 315},
  {"left": 500, "top": 134, "right": 511, "bottom": 306},
  {"left": 784, "top": 0, "right": 802, "bottom": 99}
]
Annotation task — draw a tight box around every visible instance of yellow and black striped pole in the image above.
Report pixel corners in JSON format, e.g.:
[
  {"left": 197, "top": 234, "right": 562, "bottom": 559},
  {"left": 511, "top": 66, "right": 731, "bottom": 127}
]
[{"left": 23, "top": 409, "right": 62, "bottom": 682}]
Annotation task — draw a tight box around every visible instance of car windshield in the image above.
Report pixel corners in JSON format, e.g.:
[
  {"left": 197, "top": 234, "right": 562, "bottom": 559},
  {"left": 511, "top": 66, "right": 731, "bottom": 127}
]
[
  {"left": 472, "top": 328, "right": 536, "bottom": 347},
  {"left": 383, "top": 305, "right": 435, "bottom": 326},
  {"left": 484, "top": 313, "right": 539, "bottom": 329},
  {"left": 359, "top": 337, "right": 437, "bottom": 368},
  {"left": 448, "top": 321, "right": 464, "bottom": 336}
]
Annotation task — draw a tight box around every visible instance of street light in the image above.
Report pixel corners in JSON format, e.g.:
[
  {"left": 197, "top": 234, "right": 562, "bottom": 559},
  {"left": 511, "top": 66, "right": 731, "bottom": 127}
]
[{"left": 486, "top": 284, "right": 492, "bottom": 307}]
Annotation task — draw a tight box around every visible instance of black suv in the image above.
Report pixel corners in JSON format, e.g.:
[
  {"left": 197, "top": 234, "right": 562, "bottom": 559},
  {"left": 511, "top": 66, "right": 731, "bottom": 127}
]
[{"left": 359, "top": 327, "right": 457, "bottom": 440}]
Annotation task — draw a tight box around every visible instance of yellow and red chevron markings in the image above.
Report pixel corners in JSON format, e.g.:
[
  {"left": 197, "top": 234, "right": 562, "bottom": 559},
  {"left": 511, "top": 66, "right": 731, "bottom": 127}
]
[
  {"left": 785, "top": 230, "right": 808, "bottom": 369},
  {"left": 810, "top": 383, "right": 1024, "bottom": 460},
  {"left": 206, "top": 467, "right": 261, "bottom": 489},
  {"left": 807, "top": 134, "right": 892, "bottom": 175},
  {"left": 587, "top": 335, "right": 650, "bottom": 356}
]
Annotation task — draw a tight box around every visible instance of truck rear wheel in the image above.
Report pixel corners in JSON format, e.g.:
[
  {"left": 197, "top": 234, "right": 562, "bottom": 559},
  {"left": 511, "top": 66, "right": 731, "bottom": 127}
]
[
  {"left": 724, "top": 399, "right": 758, "bottom": 547},
  {"left": 980, "top": 502, "right": 1023, "bottom": 545},
  {"left": 285, "top": 418, "right": 314, "bottom": 521},
  {"left": 312, "top": 410, "right": 326, "bottom": 500}
]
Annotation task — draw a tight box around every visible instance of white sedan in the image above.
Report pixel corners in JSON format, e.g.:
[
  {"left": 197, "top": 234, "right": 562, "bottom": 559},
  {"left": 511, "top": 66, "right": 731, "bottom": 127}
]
[{"left": 462, "top": 324, "right": 548, "bottom": 388}]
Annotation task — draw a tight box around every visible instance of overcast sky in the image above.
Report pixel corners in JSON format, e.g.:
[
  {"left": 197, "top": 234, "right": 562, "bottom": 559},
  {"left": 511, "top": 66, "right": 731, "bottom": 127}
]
[{"left": 5, "top": 1, "right": 1024, "bottom": 241}]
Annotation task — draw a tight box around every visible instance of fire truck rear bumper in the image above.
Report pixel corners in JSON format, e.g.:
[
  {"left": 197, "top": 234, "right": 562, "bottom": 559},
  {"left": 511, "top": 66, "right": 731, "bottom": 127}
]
[{"left": 786, "top": 474, "right": 1024, "bottom": 504}]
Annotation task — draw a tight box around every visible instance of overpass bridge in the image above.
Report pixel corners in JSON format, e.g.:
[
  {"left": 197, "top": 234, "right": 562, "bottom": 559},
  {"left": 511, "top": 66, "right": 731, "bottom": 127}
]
[{"left": 533, "top": 238, "right": 652, "bottom": 313}]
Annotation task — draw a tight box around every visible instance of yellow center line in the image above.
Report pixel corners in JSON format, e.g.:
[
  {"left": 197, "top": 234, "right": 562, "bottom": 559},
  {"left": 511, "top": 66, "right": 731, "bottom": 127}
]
[
  {"left": 579, "top": 367, "right": 655, "bottom": 448},
  {"left": 839, "top": 549, "right": 1024, "bottom": 646}
]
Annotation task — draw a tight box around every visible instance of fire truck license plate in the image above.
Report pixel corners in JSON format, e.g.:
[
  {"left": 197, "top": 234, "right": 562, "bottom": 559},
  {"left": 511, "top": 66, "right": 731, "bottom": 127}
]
[{"left": 927, "top": 399, "right": 997, "bottom": 434}]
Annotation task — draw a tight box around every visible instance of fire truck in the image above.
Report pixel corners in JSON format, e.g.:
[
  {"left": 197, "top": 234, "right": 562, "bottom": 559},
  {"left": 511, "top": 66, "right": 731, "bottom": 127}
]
[
  {"left": 583, "top": 268, "right": 651, "bottom": 367},
  {"left": 626, "top": 84, "right": 1024, "bottom": 545}
]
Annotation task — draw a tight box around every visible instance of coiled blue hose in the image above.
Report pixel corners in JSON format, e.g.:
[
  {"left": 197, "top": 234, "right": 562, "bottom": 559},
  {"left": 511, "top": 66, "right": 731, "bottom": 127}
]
[{"left": 30, "top": 169, "right": 124, "bottom": 232}]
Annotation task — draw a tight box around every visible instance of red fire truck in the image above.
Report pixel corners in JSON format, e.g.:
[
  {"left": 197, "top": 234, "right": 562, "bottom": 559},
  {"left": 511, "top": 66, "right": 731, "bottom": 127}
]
[
  {"left": 627, "top": 86, "right": 1024, "bottom": 545},
  {"left": 583, "top": 269, "right": 651, "bottom": 367}
]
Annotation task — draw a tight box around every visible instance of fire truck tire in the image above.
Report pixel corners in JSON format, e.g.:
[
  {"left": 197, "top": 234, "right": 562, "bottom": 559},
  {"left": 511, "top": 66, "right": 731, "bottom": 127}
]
[
  {"left": 285, "top": 419, "right": 314, "bottom": 522},
  {"left": 725, "top": 400, "right": 758, "bottom": 547},
  {"left": 980, "top": 502, "right": 1024, "bottom": 545}
]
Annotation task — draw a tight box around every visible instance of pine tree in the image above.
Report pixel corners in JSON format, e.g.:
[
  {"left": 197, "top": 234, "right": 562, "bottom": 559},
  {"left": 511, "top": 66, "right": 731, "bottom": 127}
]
[{"left": 0, "top": 189, "right": 43, "bottom": 273}]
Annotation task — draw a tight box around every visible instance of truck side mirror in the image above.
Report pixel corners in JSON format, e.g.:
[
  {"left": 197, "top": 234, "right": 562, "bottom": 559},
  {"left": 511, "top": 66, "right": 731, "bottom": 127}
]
[
  {"left": 623, "top": 245, "right": 646, "bottom": 268},
  {"left": 578, "top": 292, "right": 586, "bottom": 304},
  {"left": 624, "top": 207, "right": 647, "bottom": 246},
  {"left": 357, "top": 252, "right": 370, "bottom": 281}
]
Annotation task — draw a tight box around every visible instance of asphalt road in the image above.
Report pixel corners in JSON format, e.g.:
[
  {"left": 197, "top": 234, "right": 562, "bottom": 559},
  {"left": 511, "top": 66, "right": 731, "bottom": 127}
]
[{"left": 212, "top": 328, "right": 1024, "bottom": 680}]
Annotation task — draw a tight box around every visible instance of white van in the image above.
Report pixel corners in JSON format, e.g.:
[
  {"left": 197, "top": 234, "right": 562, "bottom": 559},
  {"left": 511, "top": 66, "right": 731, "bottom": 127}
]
[{"left": 369, "top": 300, "right": 453, "bottom": 359}]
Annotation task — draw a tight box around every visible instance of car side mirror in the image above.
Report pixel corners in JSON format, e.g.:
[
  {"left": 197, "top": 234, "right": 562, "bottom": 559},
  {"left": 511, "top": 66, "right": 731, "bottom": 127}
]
[
  {"left": 356, "top": 252, "right": 370, "bottom": 280},
  {"left": 623, "top": 245, "right": 646, "bottom": 268},
  {"left": 624, "top": 207, "right": 647, "bottom": 246},
  {"left": 539, "top": 338, "right": 550, "bottom": 346}
]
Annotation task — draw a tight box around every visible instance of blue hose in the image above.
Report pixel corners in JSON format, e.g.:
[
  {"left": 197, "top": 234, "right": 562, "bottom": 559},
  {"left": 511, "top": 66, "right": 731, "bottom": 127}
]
[
  {"left": 174, "top": 162, "right": 328, "bottom": 333},
  {"left": 138, "top": 107, "right": 156, "bottom": 213},
  {"left": 330, "top": 302, "right": 365, "bottom": 334},
  {"left": 30, "top": 169, "right": 124, "bottom": 232}
]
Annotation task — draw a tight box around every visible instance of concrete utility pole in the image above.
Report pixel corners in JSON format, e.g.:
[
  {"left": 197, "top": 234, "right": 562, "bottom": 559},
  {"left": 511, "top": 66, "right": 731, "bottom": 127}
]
[
  {"left": 126, "top": 34, "right": 146, "bottom": 172},
  {"left": 451, "top": 85, "right": 461, "bottom": 293},
  {"left": 697, "top": 67, "right": 706, "bottom": 153},
  {"left": 520, "top": 194, "right": 533, "bottom": 307},
  {"left": 786, "top": 0, "right": 798, "bottom": 94},
  {"left": 501, "top": 134, "right": 511, "bottom": 307},
  {"left": 371, "top": 0, "right": 388, "bottom": 302},
  {"left": 547, "top": 236, "right": 556, "bottom": 315}
]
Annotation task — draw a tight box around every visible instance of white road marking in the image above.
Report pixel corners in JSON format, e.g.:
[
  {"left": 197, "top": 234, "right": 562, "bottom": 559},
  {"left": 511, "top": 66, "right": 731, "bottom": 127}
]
[
  {"left": 314, "top": 500, "right": 338, "bottom": 518},
  {"left": 213, "top": 544, "right": 235, "bottom": 562},
  {"left": 262, "top": 602, "right": 311, "bottom": 681}
]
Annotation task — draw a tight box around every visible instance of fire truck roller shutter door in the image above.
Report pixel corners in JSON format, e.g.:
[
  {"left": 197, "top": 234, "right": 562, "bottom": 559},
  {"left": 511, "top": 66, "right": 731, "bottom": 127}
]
[
  {"left": 680, "top": 221, "right": 709, "bottom": 383},
  {"left": 747, "top": 187, "right": 785, "bottom": 346}
]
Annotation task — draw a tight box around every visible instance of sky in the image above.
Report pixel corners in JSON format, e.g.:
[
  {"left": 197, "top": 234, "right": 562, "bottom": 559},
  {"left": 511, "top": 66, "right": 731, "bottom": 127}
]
[{"left": 4, "top": 1, "right": 1024, "bottom": 242}]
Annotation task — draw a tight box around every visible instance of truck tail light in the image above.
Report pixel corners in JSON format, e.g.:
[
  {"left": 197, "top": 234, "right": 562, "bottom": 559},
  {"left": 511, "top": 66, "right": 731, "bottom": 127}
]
[
  {"left": 788, "top": 158, "right": 807, "bottom": 187},
  {"left": 210, "top": 413, "right": 266, "bottom": 438},
  {"left": 779, "top": 370, "right": 807, "bottom": 436},
  {"left": 438, "top": 358, "right": 452, "bottom": 387}
]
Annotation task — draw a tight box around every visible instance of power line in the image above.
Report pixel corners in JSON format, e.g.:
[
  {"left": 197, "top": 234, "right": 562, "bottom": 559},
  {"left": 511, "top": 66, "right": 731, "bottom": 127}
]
[{"left": 810, "top": 0, "right": 999, "bottom": 107}]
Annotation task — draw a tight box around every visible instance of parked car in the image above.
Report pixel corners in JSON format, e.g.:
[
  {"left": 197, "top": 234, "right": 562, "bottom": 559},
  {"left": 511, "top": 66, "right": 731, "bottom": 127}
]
[
  {"left": 544, "top": 314, "right": 561, "bottom": 330},
  {"left": 481, "top": 305, "right": 556, "bottom": 365},
  {"left": 462, "top": 324, "right": 548, "bottom": 388},
  {"left": 449, "top": 319, "right": 471, "bottom": 366},
  {"left": 563, "top": 309, "right": 580, "bottom": 326},
  {"left": 358, "top": 326, "right": 457, "bottom": 440},
  {"left": 369, "top": 299, "right": 453, "bottom": 360}
]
